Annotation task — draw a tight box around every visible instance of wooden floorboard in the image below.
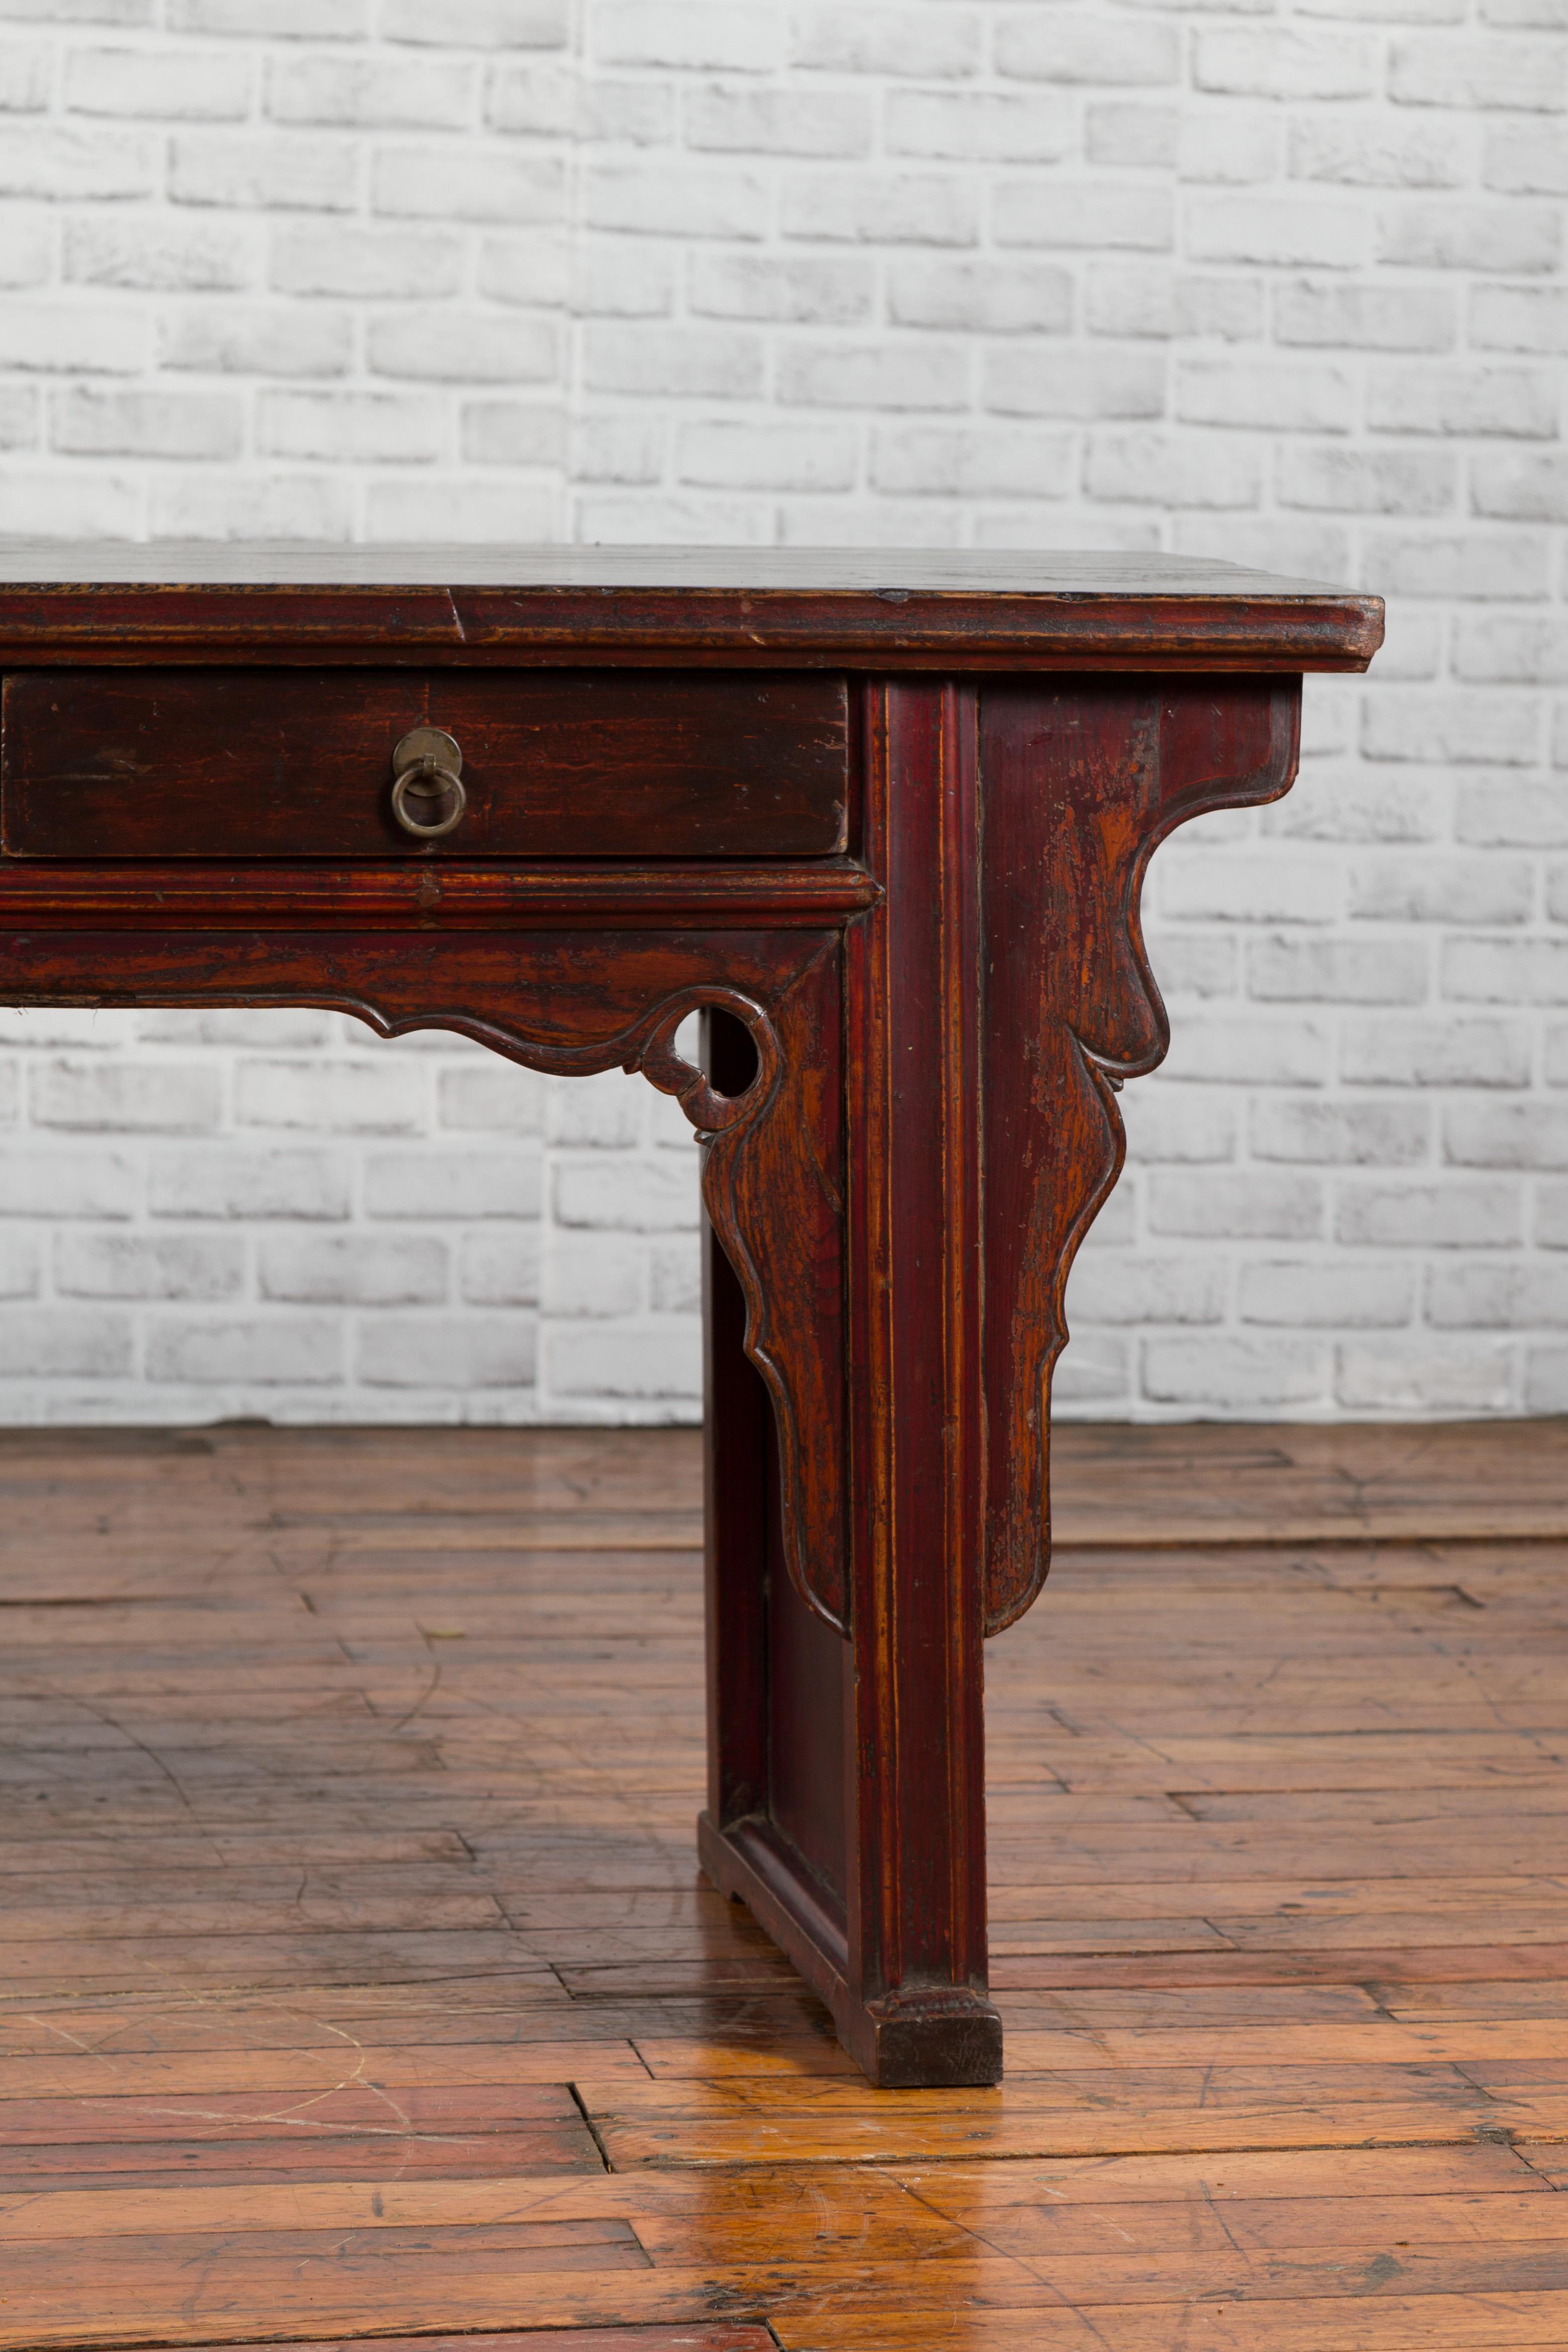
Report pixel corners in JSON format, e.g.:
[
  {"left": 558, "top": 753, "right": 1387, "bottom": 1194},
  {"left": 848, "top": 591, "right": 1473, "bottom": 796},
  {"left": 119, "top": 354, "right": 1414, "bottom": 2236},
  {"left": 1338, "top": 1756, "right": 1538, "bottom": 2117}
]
[{"left": 0, "top": 1418, "right": 1563, "bottom": 2348}]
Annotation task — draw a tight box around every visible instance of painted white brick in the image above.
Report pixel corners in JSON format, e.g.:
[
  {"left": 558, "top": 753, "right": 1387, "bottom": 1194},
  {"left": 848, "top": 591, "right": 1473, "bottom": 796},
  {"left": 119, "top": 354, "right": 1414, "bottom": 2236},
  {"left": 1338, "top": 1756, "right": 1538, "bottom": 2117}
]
[
  {"left": 150, "top": 472, "right": 353, "bottom": 542},
  {"left": 1149, "top": 1172, "right": 1325, "bottom": 1241},
  {"left": 552, "top": 1153, "right": 695, "bottom": 1233},
  {"left": 460, "top": 1230, "right": 541, "bottom": 1307},
  {"left": 477, "top": 234, "right": 570, "bottom": 308},
  {"left": 1341, "top": 1016, "right": 1532, "bottom": 1086},
  {"left": 986, "top": 347, "right": 1164, "bottom": 421},
  {"left": 1187, "top": 195, "right": 1366, "bottom": 269},
  {"left": 1239, "top": 1259, "right": 1415, "bottom": 1325},
  {"left": 999, "top": 18, "right": 1179, "bottom": 85},
  {"left": 66, "top": 216, "right": 255, "bottom": 293},
  {"left": 888, "top": 89, "right": 1073, "bottom": 163},
  {"left": 57, "top": 1233, "right": 242, "bottom": 1299},
  {"left": 367, "top": 1150, "right": 541, "bottom": 1220},
  {"left": 267, "top": 55, "right": 474, "bottom": 128},
  {"left": 778, "top": 339, "right": 967, "bottom": 412},
  {"left": 1485, "top": 119, "right": 1568, "bottom": 193},
  {"left": 170, "top": 133, "right": 357, "bottom": 212},
  {"left": 543, "top": 1228, "right": 643, "bottom": 1316},
  {"left": 1087, "top": 430, "right": 1262, "bottom": 510},
  {"left": 587, "top": 163, "right": 768, "bottom": 244},
  {"left": 168, "top": 0, "right": 366, "bottom": 30},
  {"left": 1363, "top": 690, "right": 1541, "bottom": 765},
  {"left": 995, "top": 178, "right": 1172, "bottom": 249},
  {"left": 1177, "top": 357, "right": 1354, "bottom": 434},
  {"left": 1087, "top": 105, "right": 1180, "bottom": 170},
  {"left": 1350, "top": 850, "right": 1534, "bottom": 922},
  {"left": 1248, "top": 936, "right": 1430, "bottom": 1002},
  {"left": 0, "top": 124, "right": 153, "bottom": 198},
  {"left": 438, "top": 1063, "right": 545, "bottom": 1134},
  {"left": 1143, "top": 1336, "right": 1328, "bottom": 1408},
  {"left": 686, "top": 84, "right": 872, "bottom": 158},
  {"left": 1370, "top": 369, "right": 1560, "bottom": 440},
  {"left": 146, "top": 1316, "right": 341, "bottom": 1385},
  {"left": 790, "top": 8, "right": 979, "bottom": 80},
  {"left": 160, "top": 304, "right": 351, "bottom": 378},
  {"left": 0, "top": 42, "right": 48, "bottom": 107},
  {"left": 1336, "top": 1341, "right": 1512, "bottom": 1413},
  {"left": 32, "top": 1059, "right": 221, "bottom": 1132},
  {"left": 364, "top": 477, "right": 558, "bottom": 542},
  {"left": 1472, "top": 286, "right": 1568, "bottom": 357},
  {"left": 1121, "top": 1086, "right": 1238, "bottom": 1162},
  {"left": 357, "top": 1314, "right": 536, "bottom": 1388},
  {"left": 0, "top": 1309, "right": 132, "bottom": 1379},
  {"left": 1283, "top": 446, "right": 1457, "bottom": 516},
  {"left": 462, "top": 400, "right": 564, "bottom": 468},
  {"left": 372, "top": 145, "right": 563, "bottom": 224},
  {"left": 1378, "top": 200, "right": 1561, "bottom": 273},
  {"left": 368, "top": 311, "right": 558, "bottom": 385},
  {"left": 258, "top": 390, "right": 443, "bottom": 464},
  {"left": 781, "top": 169, "right": 979, "bottom": 247},
  {"left": 269, "top": 225, "right": 462, "bottom": 302},
  {"left": 1445, "top": 1100, "right": 1568, "bottom": 1168},
  {"left": 1472, "top": 452, "right": 1568, "bottom": 523},
  {"left": 1252, "top": 1095, "right": 1430, "bottom": 1165},
  {"left": 257, "top": 1234, "right": 447, "bottom": 1305},
  {"left": 1289, "top": 115, "right": 1468, "bottom": 187},
  {"left": 592, "top": 1, "right": 780, "bottom": 73},
  {"left": 690, "top": 253, "right": 874, "bottom": 325},
  {"left": 0, "top": 1149, "right": 135, "bottom": 1220},
  {"left": 1053, "top": 1334, "right": 1131, "bottom": 1410},
  {"left": 1195, "top": 28, "right": 1379, "bottom": 99},
  {"left": 1160, "top": 852, "right": 1341, "bottom": 923},
  {"left": 51, "top": 386, "right": 242, "bottom": 460},
  {"left": 1275, "top": 279, "right": 1455, "bottom": 349},
  {"left": 1389, "top": 33, "right": 1568, "bottom": 110},
  {"left": 1427, "top": 1260, "right": 1568, "bottom": 1326},
  {"left": 68, "top": 44, "right": 249, "bottom": 117},
  {"left": 236, "top": 1058, "right": 427, "bottom": 1134},
  {"left": 150, "top": 1147, "right": 348, "bottom": 1221},
  {"left": 678, "top": 419, "right": 856, "bottom": 492},
  {"left": 888, "top": 257, "right": 1071, "bottom": 335},
  {"left": 869, "top": 423, "right": 1071, "bottom": 500},
  {"left": 0, "top": 303, "right": 149, "bottom": 374},
  {"left": 1335, "top": 1181, "right": 1521, "bottom": 1246},
  {"left": 1065, "top": 1254, "right": 1227, "bottom": 1324},
  {"left": 545, "top": 1318, "right": 699, "bottom": 1401}
]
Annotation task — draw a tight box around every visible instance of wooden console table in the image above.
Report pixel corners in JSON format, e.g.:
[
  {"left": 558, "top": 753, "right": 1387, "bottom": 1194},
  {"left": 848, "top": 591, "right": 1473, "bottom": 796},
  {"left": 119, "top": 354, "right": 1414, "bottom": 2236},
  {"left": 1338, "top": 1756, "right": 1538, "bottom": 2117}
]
[{"left": 0, "top": 548, "right": 1381, "bottom": 2086}]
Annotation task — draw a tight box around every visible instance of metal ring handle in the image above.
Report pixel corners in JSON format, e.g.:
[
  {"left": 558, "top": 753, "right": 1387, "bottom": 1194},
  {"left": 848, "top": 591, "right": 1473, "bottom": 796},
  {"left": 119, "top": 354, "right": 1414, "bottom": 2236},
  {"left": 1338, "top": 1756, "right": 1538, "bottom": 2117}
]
[
  {"left": 391, "top": 761, "right": 467, "bottom": 840},
  {"left": 390, "top": 727, "right": 466, "bottom": 841}
]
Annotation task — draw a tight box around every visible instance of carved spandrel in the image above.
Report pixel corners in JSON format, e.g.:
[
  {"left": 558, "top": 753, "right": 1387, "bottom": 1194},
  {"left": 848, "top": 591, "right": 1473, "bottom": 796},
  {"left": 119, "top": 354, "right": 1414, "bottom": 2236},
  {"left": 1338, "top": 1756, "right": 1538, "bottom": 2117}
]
[
  {"left": 0, "top": 921, "right": 849, "bottom": 1633},
  {"left": 981, "top": 676, "right": 1301, "bottom": 1635}
]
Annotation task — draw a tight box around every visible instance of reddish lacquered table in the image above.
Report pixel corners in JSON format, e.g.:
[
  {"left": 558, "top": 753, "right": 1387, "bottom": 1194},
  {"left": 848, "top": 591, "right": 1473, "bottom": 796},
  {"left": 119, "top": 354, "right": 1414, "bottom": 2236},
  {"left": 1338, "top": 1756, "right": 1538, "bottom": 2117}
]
[{"left": 0, "top": 548, "right": 1382, "bottom": 2084}]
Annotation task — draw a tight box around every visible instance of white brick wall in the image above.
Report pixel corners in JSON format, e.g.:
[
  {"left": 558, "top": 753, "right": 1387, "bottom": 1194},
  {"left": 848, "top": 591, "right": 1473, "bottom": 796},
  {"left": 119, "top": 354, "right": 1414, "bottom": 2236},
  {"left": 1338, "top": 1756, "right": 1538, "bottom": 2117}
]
[{"left": 0, "top": 0, "right": 1562, "bottom": 1422}]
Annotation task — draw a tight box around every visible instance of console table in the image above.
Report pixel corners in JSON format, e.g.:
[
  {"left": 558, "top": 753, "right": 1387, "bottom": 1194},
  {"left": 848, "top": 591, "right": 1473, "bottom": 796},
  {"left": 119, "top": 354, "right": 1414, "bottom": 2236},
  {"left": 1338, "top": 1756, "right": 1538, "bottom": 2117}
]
[{"left": 0, "top": 548, "right": 1381, "bottom": 2086}]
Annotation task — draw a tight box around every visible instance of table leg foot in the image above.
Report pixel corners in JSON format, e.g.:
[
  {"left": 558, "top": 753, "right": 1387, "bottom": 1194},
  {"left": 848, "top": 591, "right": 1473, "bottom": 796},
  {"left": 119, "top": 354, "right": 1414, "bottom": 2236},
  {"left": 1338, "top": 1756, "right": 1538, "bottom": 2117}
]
[{"left": 698, "top": 1810, "right": 1003, "bottom": 2088}]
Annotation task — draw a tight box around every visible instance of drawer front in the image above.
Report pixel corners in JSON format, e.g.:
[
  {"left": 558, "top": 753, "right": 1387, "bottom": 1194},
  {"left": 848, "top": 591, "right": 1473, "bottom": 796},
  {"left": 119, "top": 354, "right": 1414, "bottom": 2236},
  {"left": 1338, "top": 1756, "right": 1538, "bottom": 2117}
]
[{"left": 2, "top": 669, "right": 850, "bottom": 859}]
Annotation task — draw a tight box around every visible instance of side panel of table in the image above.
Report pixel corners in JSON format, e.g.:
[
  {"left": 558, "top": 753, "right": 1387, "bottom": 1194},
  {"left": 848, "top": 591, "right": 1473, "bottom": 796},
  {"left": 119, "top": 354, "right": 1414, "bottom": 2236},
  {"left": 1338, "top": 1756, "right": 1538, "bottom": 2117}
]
[{"left": 699, "top": 672, "right": 1301, "bottom": 2087}]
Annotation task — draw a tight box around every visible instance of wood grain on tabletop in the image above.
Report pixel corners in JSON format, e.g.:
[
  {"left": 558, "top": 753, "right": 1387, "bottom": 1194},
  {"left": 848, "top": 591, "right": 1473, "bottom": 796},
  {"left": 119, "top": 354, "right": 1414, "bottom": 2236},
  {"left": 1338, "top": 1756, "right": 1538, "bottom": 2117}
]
[{"left": 0, "top": 1419, "right": 1564, "bottom": 2349}]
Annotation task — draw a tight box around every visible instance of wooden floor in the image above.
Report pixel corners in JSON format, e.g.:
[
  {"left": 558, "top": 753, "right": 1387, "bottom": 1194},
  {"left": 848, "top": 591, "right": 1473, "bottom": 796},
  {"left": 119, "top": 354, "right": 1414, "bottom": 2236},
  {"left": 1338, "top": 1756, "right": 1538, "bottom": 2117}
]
[{"left": 1, "top": 1419, "right": 1566, "bottom": 2350}]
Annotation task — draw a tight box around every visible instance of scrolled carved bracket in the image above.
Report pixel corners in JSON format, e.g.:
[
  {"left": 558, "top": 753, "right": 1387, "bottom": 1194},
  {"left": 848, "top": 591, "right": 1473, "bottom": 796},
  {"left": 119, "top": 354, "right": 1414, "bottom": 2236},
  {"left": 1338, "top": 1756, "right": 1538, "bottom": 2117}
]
[
  {"left": 0, "top": 921, "right": 849, "bottom": 1632},
  {"left": 636, "top": 963, "right": 847, "bottom": 1638},
  {"left": 982, "top": 675, "right": 1302, "bottom": 1636}
]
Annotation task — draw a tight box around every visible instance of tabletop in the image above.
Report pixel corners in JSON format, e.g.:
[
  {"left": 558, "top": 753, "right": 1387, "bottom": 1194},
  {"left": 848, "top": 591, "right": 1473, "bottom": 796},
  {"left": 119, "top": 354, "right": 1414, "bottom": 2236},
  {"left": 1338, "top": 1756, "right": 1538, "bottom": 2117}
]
[{"left": 0, "top": 545, "right": 1383, "bottom": 670}]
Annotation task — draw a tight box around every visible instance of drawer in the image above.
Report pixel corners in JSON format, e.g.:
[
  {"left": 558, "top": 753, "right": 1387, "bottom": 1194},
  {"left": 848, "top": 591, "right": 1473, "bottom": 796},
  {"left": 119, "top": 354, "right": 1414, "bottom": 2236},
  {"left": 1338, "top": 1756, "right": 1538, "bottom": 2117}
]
[{"left": 2, "top": 668, "right": 850, "bottom": 859}]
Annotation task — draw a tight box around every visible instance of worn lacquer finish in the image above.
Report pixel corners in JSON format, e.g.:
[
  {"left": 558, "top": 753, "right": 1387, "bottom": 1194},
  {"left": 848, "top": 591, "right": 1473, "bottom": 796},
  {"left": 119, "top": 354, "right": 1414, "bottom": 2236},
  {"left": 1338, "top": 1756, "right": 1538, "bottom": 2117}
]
[
  {"left": 0, "top": 551, "right": 1380, "bottom": 2085},
  {"left": 980, "top": 676, "right": 1300, "bottom": 1634}
]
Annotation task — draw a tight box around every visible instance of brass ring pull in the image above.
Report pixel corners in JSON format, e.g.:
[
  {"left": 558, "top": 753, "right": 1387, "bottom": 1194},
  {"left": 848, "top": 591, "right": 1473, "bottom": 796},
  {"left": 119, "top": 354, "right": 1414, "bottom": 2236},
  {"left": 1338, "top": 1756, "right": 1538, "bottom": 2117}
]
[{"left": 391, "top": 727, "right": 466, "bottom": 840}]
